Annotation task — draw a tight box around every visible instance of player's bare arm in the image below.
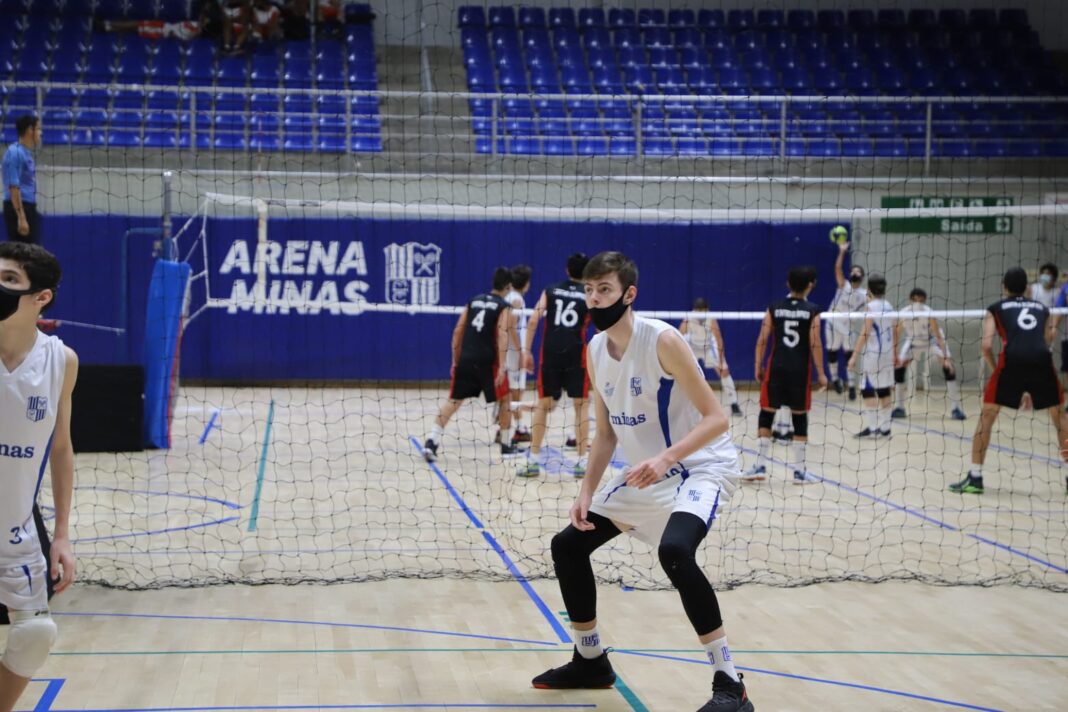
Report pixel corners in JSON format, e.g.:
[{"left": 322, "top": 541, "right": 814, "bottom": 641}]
[
  {"left": 523, "top": 291, "right": 547, "bottom": 372},
  {"left": 49, "top": 346, "right": 79, "bottom": 593},
  {"left": 626, "top": 330, "right": 727, "bottom": 490},
  {"left": 980, "top": 312, "right": 997, "bottom": 372},
  {"left": 508, "top": 293, "right": 523, "bottom": 351},
  {"left": 753, "top": 310, "right": 772, "bottom": 382},
  {"left": 834, "top": 241, "right": 849, "bottom": 288},
  {"left": 810, "top": 314, "right": 828, "bottom": 389},
  {"left": 848, "top": 317, "right": 871, "bottom": 370},
  {"left": 572, "top": 353, "right": 616, "bottom": 531},
  {"left": 450, "top": 308, "right": 467, "bottom": 370},
  {"left": 495, "top": 308, "right": 511, "bottom": 386},
  {"left": 710, "top": 318, "right": 729, "bottom": 374}
]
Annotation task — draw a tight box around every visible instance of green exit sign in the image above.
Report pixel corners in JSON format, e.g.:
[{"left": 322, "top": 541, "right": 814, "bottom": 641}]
[{"left": 880, "top": 196, "right": 1015, "bottom": 234}]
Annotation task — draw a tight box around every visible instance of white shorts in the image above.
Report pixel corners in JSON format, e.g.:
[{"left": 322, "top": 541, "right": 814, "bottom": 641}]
[
  {"left": 825, "top": 320, "right": 857, "bottom": 351},
  {"left": 898, "top": 338, "right": 948, "bottom": 363},
  {"left": 589, "top": 464, "right": 738, "bottom": 546},
  {"left": 862, "top": 352, "right": 895, "bottom": 391},
  {"left": 505, "top": 350, "right": 526, "bottom": 391},
  {"left": 0, "top": 556, "right": 49, "bottom": 612}
]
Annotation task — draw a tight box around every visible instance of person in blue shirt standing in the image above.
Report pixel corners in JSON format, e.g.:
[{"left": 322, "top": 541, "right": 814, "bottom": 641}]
[{"left": 2, "top": 116, "right": 42, "bottom": 244}]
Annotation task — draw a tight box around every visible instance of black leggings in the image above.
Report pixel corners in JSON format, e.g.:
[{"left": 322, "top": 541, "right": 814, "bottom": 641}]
[{"left": 0, "top": 504, "right": 53, "bottom": 624}]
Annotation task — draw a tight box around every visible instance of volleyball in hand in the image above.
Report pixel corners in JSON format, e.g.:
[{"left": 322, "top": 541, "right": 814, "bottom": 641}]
[{"left": 829, "top": 225, "right": 849, "bottom": 245}]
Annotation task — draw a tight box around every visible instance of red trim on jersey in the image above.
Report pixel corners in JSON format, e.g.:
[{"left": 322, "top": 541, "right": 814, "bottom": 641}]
[
  {"left": 580, "top": 319, "right": 591, "bottom": 398},
  {"left": 759, "top": 337, "right": 776, "bottom": 409},
  {"left": 983, "top": 312, "right": 1009, "bottom": 404},
  {"left": 536, "top": 335, "right": 546, "bottom": 399}
]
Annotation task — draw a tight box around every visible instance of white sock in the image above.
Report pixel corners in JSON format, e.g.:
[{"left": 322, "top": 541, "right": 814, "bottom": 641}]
[
  {"left": 500, "top": 425, "right": 513, "bottom": 445},
  {"left": 757, "top": 437, "right": 770, "bottom": 468},
  {"left": 829, "top": 356, "right": 840, "bottom": 381},
  {"left": 703, "top": 635, "right": 739, "bottom": 682},
  {"left": 969, "top": 465, "right": 982, "bottom": 480},
  {"left": 895, "top": 382, "right": 906, "bottom": 409},
  {"left": 947, "top": 380, "right": 962, "bottom": 410},
  {"left": 879, "top": 406, "right": 892, "bottom": 432},
  {"left": 427, "top": 424, "right": 443, "bottom": 444},
  {"left": 575, "top": 626, "right": 603, "bottom": 659},
  {"left": 866, "top": 408, "right": 878, "bottom": 431},
  {"left": 790, "top": 441, "right": 806, "bottom": 473},
  {"left": 720, "top": 376, "right": 738, "bottom": 406}
]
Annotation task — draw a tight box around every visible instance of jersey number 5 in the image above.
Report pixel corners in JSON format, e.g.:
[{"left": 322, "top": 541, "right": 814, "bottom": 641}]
[
  {"left": 783, "top": 320, "right": 800, "bottom": 347},
  {"left": 554, "top": 299, "right": 579, "bottom": 328}
]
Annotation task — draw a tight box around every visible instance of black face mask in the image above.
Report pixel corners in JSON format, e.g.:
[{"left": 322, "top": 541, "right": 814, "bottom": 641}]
[
  {"left": 849, "top": 274, "right": 863, "bottom": 284},
  {"left": 0, "top": 284, "right": 36, "bottom": 322},
  {"left": 589, "top": 292, "right": 630, "bottom": 331}
]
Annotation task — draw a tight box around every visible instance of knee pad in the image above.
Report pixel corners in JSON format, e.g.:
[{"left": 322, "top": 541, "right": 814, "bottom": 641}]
[
  {"left": 943, "top": 365, "right": 956, "bottom": 381},
  {"left": 791, "top": 412, "right": 808, "bottom": 438},
  {"left": 894, "top": 367, "right": 906, "bottom": 384},
  {"left": 876, "top": 387, "right": 892, "bottom": 399},
  {"left": 2, "top": 610, "right": 57, "bottom": 678},
  {"left": 757, "top": 409, "right": 775, "bottom": 431}
]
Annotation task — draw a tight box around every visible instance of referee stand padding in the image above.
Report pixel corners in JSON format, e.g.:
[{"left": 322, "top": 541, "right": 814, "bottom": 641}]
[{"left": 143, "top": 259, "right": 191, "bottom": 449}]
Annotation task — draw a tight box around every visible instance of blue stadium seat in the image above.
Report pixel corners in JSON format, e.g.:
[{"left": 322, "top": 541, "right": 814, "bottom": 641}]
[
  {"left": 70, "top": 128, "right": 105, "bottom": 146},
  {"left": 248, "top": 132, "right": 281, "bottom": 152},
  {"left": 727, "top": 10, "right": 755, "bottom": 30},
  {"left": 676, "top": 137, "right": 708, "bottom": 155},
  {"left": 578, "top": 9, "right": 606, "bottom": 28},
  {"left": 608, "top": 8, "right": 635, "bottom": 28},
  {"left": 817, "top": 10, "right": 845, "bottom": 30},
  {"left": 1000, "top": 9, "right": 1029, "bottom": 29},
  {"left": 518, "top": 7, "right": 545, "bottom": 28},
  {"left": 847, "top": 10, "right": 874, "bottom": 29},
  {"left": 251, "top": 53, "right": 280, "bottom": 87},
  {"left": 549, "top": 8, "right": 576, "bottom": 28},
  {"left": 106, "top": 130, "right": 141, "bottom": 148},
  {"left": 508, "top": 136, "right": 541, "bottom": 154},
  {"left": 543, "top": 136, "right": 575, "bottom": 155},
  {"left": 642, "top": 137, "right": 675, "bottom": 156},
  {"left": 1004, "top": 140, "right": 1042, "bottom": 157},
  {"left": 458, "top": 6, "right": 486, "bottom": 28},
  {"left": 758, "top": 10, "right": 784, "bottom": 28},
  {"left": 969, "top": 9, "right": 998, "bottom": 28},
  {"left": 668, "top": 9, "right": 695, "bottom": 27},
  {"left": 841, "top": 139, "right": 874, "bottom": 157},
  {"left": 488, "top": 7, "right": 516, "bottom": 28},
  {"left": 214, "top": 134, "right": 248, "bottom": 151},
  {"left": 935, "top": 139, "right": 973, "bottom": 157},
  {"left": 283, "top": 132, "right": 313, "bottom": 151},
  {"left": 637, "top": 9, "right": 665, "bottom": 27},
  {"left": 873, "top": 138, "right": 909, "bottom": 157},
  {"left": 609, "top": 136, "right": 637, "bottom": 155},
  {"left": 351, "top": 134, "right": 383, "bottom": 152}
]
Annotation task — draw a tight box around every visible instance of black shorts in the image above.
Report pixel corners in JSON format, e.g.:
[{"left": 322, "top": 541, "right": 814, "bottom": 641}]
[
  {"left": 449, "top": 358, "right": 506, "bottom": 403},
  {"left": 1061, "top": 340, "right": 1068, "bottom": 374},
  {"left": 984, "top": 359, "right": 1064, "bottom": 410},
  {"left": 0, "top": 504, "right": 52, "bottom": 624},
  {"left": 760, "top": 369, "right": 811, "bottom": 411},
  {"left": 538, "top": 353, "right": 588, "bottom": 400},
  {"left": 3, "top": 200, "right": 42, "bottom": 244}
]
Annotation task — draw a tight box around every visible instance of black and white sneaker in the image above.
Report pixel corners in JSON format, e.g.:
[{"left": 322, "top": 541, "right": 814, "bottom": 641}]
[
  {"left": 500, "top": 442, "right": 525, "bottom": 458},
  {"left": 423, "top": 439, "right": 439, "bottom": 463},
  {"left": 832, "top": 378, "right": 844, "bottom": 394},
  {"left": 730, "top": 403, "right": 743, "bottom": 417},
  {"left": 848, "top": 386, "right": 857, "bottom": 401},
  {"left": 564, "top": 436, "right": 578, "bottom": 449},
  {"left": 697, "top": 671, "right": 755, "bottom": 712},
  {"left": 532, "top": 648, "right": 616, "bottom": 690},
  {"left": 853, "top": 428, "right": 874, "bottom": 438}
]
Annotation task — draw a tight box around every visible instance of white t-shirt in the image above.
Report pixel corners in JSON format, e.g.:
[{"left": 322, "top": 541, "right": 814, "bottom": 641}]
[
  {"left": 900, "top": 301, "right": 934, "bottom": 343},
  {"left": 1029, "top": 282, "right": 1056, "bottom": 309},
  {"left": 0, "top": 332, "right": 66, "bottom": 566},
  {"left": 589, "top": 316, "right": 737, "bottom": 471}
]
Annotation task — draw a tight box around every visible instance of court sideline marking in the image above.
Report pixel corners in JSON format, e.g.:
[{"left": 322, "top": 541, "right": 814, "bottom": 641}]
[{"left": 247, "top": 399, "right": 276, "bottom": 533}]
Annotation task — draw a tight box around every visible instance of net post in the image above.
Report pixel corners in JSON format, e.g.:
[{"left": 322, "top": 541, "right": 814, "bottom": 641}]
[{"left": 162, "top": 171, "right": 175, "bottom": 260}]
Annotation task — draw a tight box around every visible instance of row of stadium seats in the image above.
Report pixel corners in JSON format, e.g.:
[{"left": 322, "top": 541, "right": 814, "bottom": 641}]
[
  {"left": 0, "top": 0, "right": 188, "bottom": 19},
  {"left": 0, "top": 24, "right": 376, "bottom": 88},
  {"left": 474, "top": 136, "right": 1068, "bottom": 158},
  {"left": 458, "top": 7, "right": 1031, "bottom": 31}
]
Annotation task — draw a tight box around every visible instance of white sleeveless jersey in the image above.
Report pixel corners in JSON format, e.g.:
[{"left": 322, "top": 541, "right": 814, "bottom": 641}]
[
  {"left": 504, "top": 288, "right": 526, "bottom": 354},
  {"left": 589, "top": 317, "right": 737, "bottom": 471},
  {"left": 683, "top": 316, "right": 713, "bottom": 351},
  {"left": 864, "top": 299, "right": 896, "bottom": 357},
  {"left": 829, "top": 283, "right": 867, "bottom": 333},
  {"left": 0, "top": 332, "right": 66, "bottom": 566},
  {"left": 900, "top": 302, "right": 934, "bottom": 343}
]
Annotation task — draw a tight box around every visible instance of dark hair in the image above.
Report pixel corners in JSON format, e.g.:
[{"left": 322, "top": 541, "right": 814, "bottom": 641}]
[
  {"left": 583, "top": 251, "right": 638, "bottom": 292},
  {"left": 867, "top": 274, "right": 887, "bottom": 297},
  {"left": 848, "top": 265, "right": 866, "bottom": 280},
  {"left": 492, "top": 266, "right": 511, "bottom": 291},
  {"left": 909, "top": 287, "right": 927, "bottom": 300},
  {"left": 566, "top": 252, "right": 588, "bottom": 280},
  {"left": 1040, "top": 262, "right": 1059, "bottom": 280},
  {"left": 693, "top": 297, "right": 709, "bottom": 310},
  {"left": 1003, "top": 267, "right": 1028, "bottom": 296},
  {"left": 788, "top": 265, "right": 815, "bottom": 293},
  {"left": 0, "top": 242, "right": 61, "bottom": 312},
  {"left": 510, "top": 264, "right": 532, "bottom": 291},
  {"left": 15, "top": 114, "right": 38, "bottom": 137}
]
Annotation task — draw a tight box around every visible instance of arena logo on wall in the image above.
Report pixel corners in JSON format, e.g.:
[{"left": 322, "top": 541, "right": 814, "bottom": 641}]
[{"left": 214, "top": 239, "right": 444, "bottom": 315}]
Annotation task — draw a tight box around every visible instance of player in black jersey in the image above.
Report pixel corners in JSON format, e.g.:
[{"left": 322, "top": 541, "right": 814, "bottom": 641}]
[
  {"left": 745, "top": 266, "right": 827, "bottom": 485},
  {"left": 951, "top": 267, "right": 1068, "bottom": 494},
  {"left": 423, "top": 267, "right": 523, "bottom": 462},
  {"left": 517, "top": 253, "right": 592, "bottom": 478}
]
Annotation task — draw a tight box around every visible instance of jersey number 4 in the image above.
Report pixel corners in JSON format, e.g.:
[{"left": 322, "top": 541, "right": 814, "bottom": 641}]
[{"left": 470, "top": 309, "right": 487, "bottom": 332}]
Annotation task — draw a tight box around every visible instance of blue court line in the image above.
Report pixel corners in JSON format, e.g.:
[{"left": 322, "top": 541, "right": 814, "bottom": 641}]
[
  {"left": 610, "top": 677, "right": 650, "bottom": 712},
  {"left": 409, "top": 437, "right": 647, "bottom": 712},
  {"left": 79, "top": 486, "right": 243, "bottom": 511},
  {"left": 198, "top": 409, "right": 221, "bottom": 445},
  {"left": 409, "top": 437, "right": 485, "bottom": 529},
  {"left": 30, "top": 679, "right": 64, "bottom": 712},
  {"left": 50, "top": 611, "right": 558, "bottom": 647},
  {"left": 73, "top": 517, "right": 241, "bottom": 544},
  {"left": 618, "top": 650, "right": 1003, "bottom": 711},
  {"left": 823, "top": 400, "right": 1064, "bottom": 467},
  {"left": 247, "top": 399, "right": 275, "bottom": 533},
  {"left": 28, "top": 706, "right": 595, "bottom": 712},
  {"left": 738, "top": 445, "right": 1067, "bottom": 574}
]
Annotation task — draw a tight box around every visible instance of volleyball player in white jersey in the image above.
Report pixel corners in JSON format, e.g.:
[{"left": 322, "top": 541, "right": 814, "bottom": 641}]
[
  {"left": 848, "top": 275, "right": 898, "bottom": 437},
  {"left": 0, "top": 242, "right": 76, "bottom": 712},
  {"left": 679, "top": 298, "right": 742, "bottom": 417},
  {"left": 504, "top": 265, "right": 533, "bottom": 443},
  {"left": 892, "top": 288, "right": 966, "bottom": 421},
  {"left": 827, "top": 239, "right": 867, "bottom": 400},
  {"left": 531, "top": 253, "right": 754, "bottom": 712}
]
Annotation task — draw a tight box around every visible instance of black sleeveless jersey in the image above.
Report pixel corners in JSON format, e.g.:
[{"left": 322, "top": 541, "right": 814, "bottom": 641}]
[
  {"left": 767, "top": 297, "right": 820, "bottom": 374},
  {"left": 988, "top": 297, "right": 1050, "bottom": 367},
  {"left": 542, "top": 279, "right": 590, "bottom": 358},
  {"left": 460, "top": 293, "right": 509, "bottom": 363}
]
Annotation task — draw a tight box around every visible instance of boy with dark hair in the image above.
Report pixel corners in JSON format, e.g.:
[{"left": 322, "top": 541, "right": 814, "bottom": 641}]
[
  {"left": 848, "top": 275, "right": 897, "bottom": 437},
  {"left": 531, "top": 251, "right": 755, "bottom": 712},
  {"left": 892, "top": 287, "right": 965, "bottom": 421},
  {"left": 505, "top": 264, "right": 533, "bottom": 444},
  {"left": 827, "top": 240, "right": 866, "bottom": 399},
  {"left": 2, "top": 116, "right": 42, "bottom": 244},
  {"left": 0, "top": 242, "right": 77, "bottom": 712},
  {"left": 951, "top": 267, "right": 1068, "bottom": 494},
  {"left": 423, "top": 267, "right": 522, "bottom": 462},
  {"left": 518, "top": 254, "right": 592, "bottom": 477},
  {"left": 680, "top": 298, "right": 742, "bottom": 417},
  {"left": 745, "top": 266, "right": 827, "bottom": 483}
]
